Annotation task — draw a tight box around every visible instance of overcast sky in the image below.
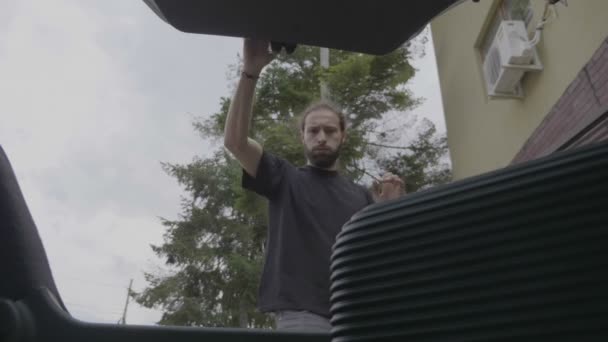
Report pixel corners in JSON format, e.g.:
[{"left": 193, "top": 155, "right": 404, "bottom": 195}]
[{"left": 1, "top": 0, "right": 445, "bottom": 326}]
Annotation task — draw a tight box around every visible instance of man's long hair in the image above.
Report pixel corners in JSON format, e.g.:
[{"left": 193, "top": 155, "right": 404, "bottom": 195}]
[{"left": 298, "top": 100, "right": 347, "bottom": 132}]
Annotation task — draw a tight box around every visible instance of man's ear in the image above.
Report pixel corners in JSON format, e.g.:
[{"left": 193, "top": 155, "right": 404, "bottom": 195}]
[
  {"left": 300, "top": 129, "right": 305, "bottom": 143},
  {"left": 341, "top": 131, "right": 348, "bottom": 144}
]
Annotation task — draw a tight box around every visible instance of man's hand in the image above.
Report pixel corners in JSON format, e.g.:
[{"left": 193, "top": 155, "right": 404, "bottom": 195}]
[
  {"left": 243, "top": 38, "right": 274, "bottom": 76},
  {"left": 374, "top": 172, "right": 406, "bottom": 202}
]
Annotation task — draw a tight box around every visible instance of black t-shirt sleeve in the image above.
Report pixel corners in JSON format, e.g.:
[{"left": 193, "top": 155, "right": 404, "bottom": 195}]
[
  {"left": 361, "top": 185, "right": 375, "bottom": 205},
  {"left": 242, "top": 151, "right": 288, "bottom": 199},
  {"left": 364, "top": 187, "right": 375, "bottom": 205}
]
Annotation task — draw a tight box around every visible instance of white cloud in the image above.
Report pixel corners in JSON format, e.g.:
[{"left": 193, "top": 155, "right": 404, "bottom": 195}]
[
  {"left": 1, "top": 0, "right": 240, "bottom": 325},
  {"left": 409, "top": 27, "right": 447, "bottom": 134}
]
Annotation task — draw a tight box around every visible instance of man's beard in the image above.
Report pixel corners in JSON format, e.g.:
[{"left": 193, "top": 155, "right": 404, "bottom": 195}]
[{"left": 305, "top": 144, "right": 341, "bottom": 169}]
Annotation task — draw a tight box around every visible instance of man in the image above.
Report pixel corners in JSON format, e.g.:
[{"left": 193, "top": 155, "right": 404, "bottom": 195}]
[{"left": 223, "top": 39, "right": 405, "bottom": 332}]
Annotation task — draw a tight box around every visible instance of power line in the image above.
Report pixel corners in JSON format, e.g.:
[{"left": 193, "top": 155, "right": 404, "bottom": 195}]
[
  {"left": 56, "top": 274, "right": 130, "bottom": 289},
  {"left": 64, "top": 301, "right": 123, "bottom": 314},
  {"left": 67, "top": 306, "right": 124, "bottom": 319},
  {"left": 69, "top": 310, "right": 124, "bottom": 324}
]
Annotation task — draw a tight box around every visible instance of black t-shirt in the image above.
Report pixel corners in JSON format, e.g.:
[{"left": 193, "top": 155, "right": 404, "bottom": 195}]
[{"left": 242, "top": 151, "right": 374, "bottom": 317}]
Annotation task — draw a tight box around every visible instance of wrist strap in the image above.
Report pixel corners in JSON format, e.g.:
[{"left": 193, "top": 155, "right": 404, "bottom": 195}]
[{"left": 242, "top": 71, "right": 259, "bottom": 80}]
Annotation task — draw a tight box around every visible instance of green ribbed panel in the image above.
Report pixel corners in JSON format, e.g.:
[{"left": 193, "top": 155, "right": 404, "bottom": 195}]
[{"left": 330, "top": 142, "right": 608, "bottom": 342}]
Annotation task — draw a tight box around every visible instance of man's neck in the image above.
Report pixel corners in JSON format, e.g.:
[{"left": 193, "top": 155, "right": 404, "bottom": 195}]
[{"left": 306, "top": 160, "right": 339, "bottom": 171}]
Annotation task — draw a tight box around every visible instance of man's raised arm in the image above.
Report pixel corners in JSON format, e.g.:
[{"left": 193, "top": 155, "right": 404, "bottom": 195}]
[{"left": 223, "top": 39, "right": 274, "bottom": 178}]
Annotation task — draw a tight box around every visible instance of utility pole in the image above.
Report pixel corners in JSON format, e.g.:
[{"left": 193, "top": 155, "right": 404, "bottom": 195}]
[
  {"left": 320, "top": 47, "right": 330, "bottom": 99},
  {"left": 119, "top": 279, "right": 133, "bottom": 325}
]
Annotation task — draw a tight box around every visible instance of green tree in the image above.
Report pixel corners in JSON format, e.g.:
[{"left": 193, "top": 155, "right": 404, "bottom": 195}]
[
  {"left": 377, "top": 118, "right": 452, "bottom": 193},
  {"left": 132, "top": 44, "right": 451, "bottom": 328}
]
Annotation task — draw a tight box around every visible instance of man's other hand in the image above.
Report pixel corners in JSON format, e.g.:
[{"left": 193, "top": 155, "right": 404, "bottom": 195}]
[{"left": 375, "top": 172, "right": 406, "bottom": 202}]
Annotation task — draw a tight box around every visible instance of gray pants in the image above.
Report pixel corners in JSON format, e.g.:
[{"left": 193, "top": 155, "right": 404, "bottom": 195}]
[{"left": 274, "top": 310, "right": 332, "bottom": 332}]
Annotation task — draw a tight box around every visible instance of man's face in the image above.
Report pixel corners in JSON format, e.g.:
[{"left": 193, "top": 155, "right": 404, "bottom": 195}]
[{"left": 301, "top": 109, "right": 346, "bottom": 169}]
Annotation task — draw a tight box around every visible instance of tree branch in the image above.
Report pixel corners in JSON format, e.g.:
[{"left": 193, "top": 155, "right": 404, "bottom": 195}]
[
  {"left": 366, "top": 142, "right": 411, "bottom": 150},
  {"left": 350, "top": 163, "right": 381, "bottom": 182},
  {"left": 252, "top": 117, "right": 292, "bottom": 124}
]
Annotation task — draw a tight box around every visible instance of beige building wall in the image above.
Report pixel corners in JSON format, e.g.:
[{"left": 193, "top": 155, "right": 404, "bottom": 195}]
[{"left": 431, "top": 0, "right": 608, "bottom": 180}]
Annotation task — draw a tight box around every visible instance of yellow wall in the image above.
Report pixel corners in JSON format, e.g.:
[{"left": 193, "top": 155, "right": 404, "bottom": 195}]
[{"left": 431, "top": 0, "right": 608, "bottom": 180}]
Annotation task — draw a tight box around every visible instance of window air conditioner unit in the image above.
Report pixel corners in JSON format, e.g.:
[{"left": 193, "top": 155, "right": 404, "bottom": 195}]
[{"left": 482, "top": 20, "right": 543, "bottom": 98}]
